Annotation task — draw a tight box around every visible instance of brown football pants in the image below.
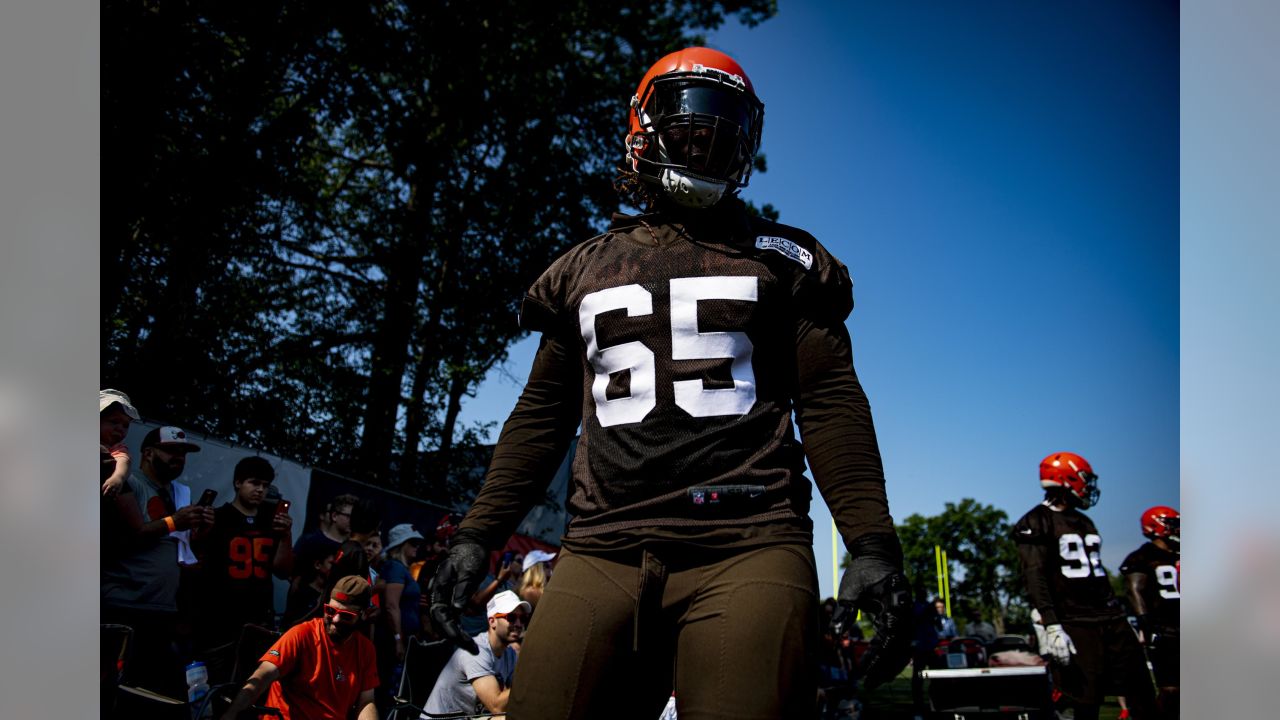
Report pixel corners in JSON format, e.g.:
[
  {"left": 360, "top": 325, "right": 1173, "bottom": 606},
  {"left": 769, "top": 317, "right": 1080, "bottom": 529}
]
[{"left": 507, "top": 542, "right": 820, "bottom": 720}]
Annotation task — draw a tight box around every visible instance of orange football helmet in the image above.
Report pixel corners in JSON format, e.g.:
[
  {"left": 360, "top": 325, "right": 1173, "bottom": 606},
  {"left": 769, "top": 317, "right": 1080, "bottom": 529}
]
[
  {"left": 625, "top": 47, "right": 764, "bottom": 208},
  {"left": 1039, "top": 451, "right": 1100, "bottom": 508}
]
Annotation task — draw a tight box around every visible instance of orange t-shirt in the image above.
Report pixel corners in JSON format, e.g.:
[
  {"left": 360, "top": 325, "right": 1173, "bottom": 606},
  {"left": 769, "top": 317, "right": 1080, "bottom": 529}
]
[{"left": 260, "top": 618, "right": 379, "bottom": 720}]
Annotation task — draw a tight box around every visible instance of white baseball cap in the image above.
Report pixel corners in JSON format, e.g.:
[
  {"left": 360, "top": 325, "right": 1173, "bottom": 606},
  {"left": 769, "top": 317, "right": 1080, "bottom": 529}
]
[
  {"left": 521, "top": 549, "right": 557, "bottom": 573},
  {"left": 487, "top": 590, "right": 531, "bottom": 619}
]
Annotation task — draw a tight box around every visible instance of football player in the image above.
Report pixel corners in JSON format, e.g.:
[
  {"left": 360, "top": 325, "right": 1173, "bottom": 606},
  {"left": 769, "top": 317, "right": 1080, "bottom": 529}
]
[
  {"left": 428, "top": 47, "right": 912, "bottom": 719},
  {"left": 1012, "top": 452, "right": 1156, "bottom": 720},
  {"left": 1121, "top": 506, "right": 1180, "bottom": 718}
]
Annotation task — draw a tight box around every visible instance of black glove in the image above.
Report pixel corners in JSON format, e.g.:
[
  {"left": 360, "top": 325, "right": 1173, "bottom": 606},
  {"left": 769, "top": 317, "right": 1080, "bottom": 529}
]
[
  {"left": 427, "top": 539, "right": 488, "bottom": 654},
  {"left": 833, "top": 533, "right": 913, "bottom": 689}
]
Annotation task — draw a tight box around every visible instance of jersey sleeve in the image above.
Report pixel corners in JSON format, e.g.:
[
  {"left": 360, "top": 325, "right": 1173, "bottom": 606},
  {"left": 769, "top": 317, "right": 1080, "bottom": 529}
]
[
  {"left": 794, "top": 318, "right": 892, "bottom": 544},
  {"left": 519, "top": 244, "right": 586, "bottom": 335},
  {"left": 1118, "top": 548, "right": 1144, "bottom": 577},
  {"left": 260, "top": 622, "right": 306, "bottom": 676},
  {"left": 1011, "top": 507, "right": 1052, "bottom": 545},
  {"left": 782, "top": 228, "right": 887, "bottom": 544},
  {"left": 457, "top": 332, "right": 583, "bottom": 549},
  {"left": 1011, "top": 508, "right": 1062, "bottom": 625}
]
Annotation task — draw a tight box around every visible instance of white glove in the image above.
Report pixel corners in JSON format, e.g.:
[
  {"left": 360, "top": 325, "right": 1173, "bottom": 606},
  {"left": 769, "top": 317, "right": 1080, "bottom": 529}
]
[
  {"left": 1030, "top": 609, "right": 1047, "bottom": 651},
  {"left": 1043, "top": 623, "right": 1077, "bottom": 665}
]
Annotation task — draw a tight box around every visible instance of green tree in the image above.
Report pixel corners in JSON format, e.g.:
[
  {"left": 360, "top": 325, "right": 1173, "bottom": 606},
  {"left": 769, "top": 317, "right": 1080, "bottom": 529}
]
[
  {"left": 103, "top": 1, "right": 777, "bottom": 500},
  {"left": 844, "top": 498, "right": 1026, "bottom": 633}
]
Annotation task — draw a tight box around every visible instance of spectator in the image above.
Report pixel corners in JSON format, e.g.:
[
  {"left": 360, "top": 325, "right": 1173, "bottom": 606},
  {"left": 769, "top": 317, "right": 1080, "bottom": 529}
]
[
  {"left": 347, "top": 499, "right": 385, "bottom": 618},
  {"left": 911, "top": 585, "right": 941, "bottom": 720},
  {"left": 322, "top": 541, "right": 374, "bottom": 627},
  {"left": 361, "top": 532, "right": 385, "bottom": 586},
  {"left": 99, "top": 388, "right": 139, "bottom": 496},
  {"left": 382, "top": 524, "right": 425, "bottom": 663},
  {"left": 326, "top": 542, "right": 369, "bottom": 593},
  {"left": 459, "top": 551, "right": 519, "bottom": 637},
  {"left": 934, "top": 598, "right": 958, "bottom": 639},
  {"left": 283, "top": 546, "right": 338, "bottom": 628},
  {"left": 348, "top": 498, "right": 383, "bottom": 552},
  {"left": 515, "top": 549, "right": 556, "bottom": 611},
  {"left": 963, "top": 608, "right": 997, "bottom": 645},
  {"left": 291, "top": 493, "right": 358, "bottom": 586},
  {"left": 101, "top": 425, "right": 213, "bottom": 697},
  {"left": 360, "top": 532, "right": 384, "bottom": 568},
  {"left": 100, "top": 390, "right": 143, "bottom": 565},
  {"left": 817, "top": 597, "right": 854, "bottom": 704},
  {"left": 194, "top": 456, "right": 294, "bottom": 665},
  {"left": 423, "top": 590, "right": 527, "bottom": 717},
  {"left": 219, "top": 575, "right": 379, "bottom": 720},
  {"left": 416, "top": 514, "right": 457, "bottom": 586}
]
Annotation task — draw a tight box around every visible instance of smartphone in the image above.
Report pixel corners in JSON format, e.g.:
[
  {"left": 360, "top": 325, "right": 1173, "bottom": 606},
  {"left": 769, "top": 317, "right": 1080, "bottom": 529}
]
[
  {"left": 275, "top": 499, "right": 291, "bottom": 515},
  {"left": 502, "top": 550, "right": 514, "bottom": 566},
  {"left": 197, "top": 489, "right": 218, "bottom": 507}
]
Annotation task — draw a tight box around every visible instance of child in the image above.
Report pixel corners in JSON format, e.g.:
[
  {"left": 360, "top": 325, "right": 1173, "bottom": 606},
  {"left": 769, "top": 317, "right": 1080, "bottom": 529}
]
[{"left": 99, "top": 389, "right": 139, "bottom": 496}]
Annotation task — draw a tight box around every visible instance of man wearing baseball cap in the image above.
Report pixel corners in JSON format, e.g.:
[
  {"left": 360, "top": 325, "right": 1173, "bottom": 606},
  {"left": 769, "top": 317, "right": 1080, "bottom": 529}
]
[
  {"left": 221, "top": 576, "right": 380, "bottom": 720},
  {"left": 101, "top": 425, "right": 214, "bottom": 698},
  {"left": 424, "top": 590, "right": 527, "bottom": 717}
]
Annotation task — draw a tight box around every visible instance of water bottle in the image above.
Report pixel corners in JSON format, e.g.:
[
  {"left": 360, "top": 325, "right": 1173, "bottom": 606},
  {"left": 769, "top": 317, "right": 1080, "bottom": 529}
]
[{"left": 185, "top": 661, "right": 212, "bottom": 719}]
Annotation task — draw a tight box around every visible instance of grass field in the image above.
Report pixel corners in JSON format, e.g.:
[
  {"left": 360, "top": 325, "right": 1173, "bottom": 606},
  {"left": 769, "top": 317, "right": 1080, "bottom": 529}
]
[{"left": 850, "top": 668, "right": 1125, "bottom": 719}]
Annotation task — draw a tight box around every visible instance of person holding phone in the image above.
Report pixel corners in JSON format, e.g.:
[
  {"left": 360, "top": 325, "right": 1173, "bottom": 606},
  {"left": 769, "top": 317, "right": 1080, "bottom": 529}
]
[
  {"left": 457, "top": 548, "right": 521, "bottom": 638},
  {"left": 193, "top": 456, "right": 294, "bottom": 674},
  {"left": 102, "top": 425, "right": 213, "bottom": 698}
]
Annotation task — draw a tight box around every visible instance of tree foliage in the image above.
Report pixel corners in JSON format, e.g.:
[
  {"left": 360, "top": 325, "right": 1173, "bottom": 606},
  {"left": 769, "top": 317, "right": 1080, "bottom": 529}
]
[
  {"left": 845, "top": 498, "right": 1028, "bottom": 632},
  {"left": 102, "top": 0, "right": 776, "bottom": 502}
]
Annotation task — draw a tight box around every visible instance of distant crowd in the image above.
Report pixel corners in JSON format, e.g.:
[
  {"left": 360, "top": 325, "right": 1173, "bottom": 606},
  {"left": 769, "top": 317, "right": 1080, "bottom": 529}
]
[
  {"left": 102, "top": 388, "right": 1179, "bottom": 720},
  {"left": 100, "top": 389, "right": 552, "bottom": 718}
]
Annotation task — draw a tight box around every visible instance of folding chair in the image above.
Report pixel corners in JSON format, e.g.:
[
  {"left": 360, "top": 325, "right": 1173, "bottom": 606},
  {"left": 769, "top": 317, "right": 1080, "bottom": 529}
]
[
  {"left": 102, "top": 623, "right": 189, "bottom": 720},
  {"left": 100, "top": 624, "right": 131, "bottom": 717},
  {"left": 387, "top": 638, "right": 462, "bottom": 719},
  {"left": 205, "top": 623, "right": 284, "bottom": 719}
]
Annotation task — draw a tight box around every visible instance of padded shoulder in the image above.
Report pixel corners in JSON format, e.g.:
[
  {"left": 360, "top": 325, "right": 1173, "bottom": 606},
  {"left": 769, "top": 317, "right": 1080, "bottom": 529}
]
[
  {"left": 520, "top": 234, "right": 612, "bottom": 333},
  {"left": 1011, "top": 504, "right": 1054, "bottom": 544},
  {"left": 748, "top": 216, "right": 853, "bottom": 324}
]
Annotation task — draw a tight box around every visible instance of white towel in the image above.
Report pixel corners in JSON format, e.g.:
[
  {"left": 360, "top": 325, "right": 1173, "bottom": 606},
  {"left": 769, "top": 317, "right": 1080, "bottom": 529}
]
[{"left": 171, "top": 482, "right": 199, "bottom": 566}]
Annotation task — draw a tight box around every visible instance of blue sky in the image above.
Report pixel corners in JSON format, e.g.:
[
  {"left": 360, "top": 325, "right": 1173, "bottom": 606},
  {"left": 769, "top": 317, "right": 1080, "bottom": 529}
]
[{"left": 460, "top": 2, "right": 1178, "bottom": 599}]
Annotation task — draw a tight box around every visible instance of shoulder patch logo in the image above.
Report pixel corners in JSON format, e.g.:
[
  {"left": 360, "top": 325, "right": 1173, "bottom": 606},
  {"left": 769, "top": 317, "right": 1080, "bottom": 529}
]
[{"left": 755, "top": 236, "right": 813, "bottom": 270}]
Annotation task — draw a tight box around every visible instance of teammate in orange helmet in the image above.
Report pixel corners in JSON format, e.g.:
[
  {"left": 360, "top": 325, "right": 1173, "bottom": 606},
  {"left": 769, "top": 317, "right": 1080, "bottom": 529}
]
[
  {"left": 1012, "top": 452, "right": 1156, "bottom": 719},
  {"left": 428, "top": 47, "right": 910, "bottom": 718},
  {"left": 1121, "top": 506, "right": 1180, "bottom": 718}
]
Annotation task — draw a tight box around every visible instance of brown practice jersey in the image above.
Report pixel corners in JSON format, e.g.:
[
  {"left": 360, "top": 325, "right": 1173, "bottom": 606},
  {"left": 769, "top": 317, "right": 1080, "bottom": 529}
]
[
  {"left": 459, "top": 200, "right": 892, "bottom": 552},
  {"left": 1119, "top": 541, "right": 1180, "bottom": 635},
  {"left": 198, "top": 503, "right": 280, "bottom": 634},
  {"left": 1012, "top": 502, "right": 1126, "bottom": 625}
]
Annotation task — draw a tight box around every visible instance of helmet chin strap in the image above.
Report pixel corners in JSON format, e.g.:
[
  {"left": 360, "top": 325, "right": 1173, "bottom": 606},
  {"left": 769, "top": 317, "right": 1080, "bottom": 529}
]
[{"left": 660, "top": 168, "right": 726, "bottom": 208}]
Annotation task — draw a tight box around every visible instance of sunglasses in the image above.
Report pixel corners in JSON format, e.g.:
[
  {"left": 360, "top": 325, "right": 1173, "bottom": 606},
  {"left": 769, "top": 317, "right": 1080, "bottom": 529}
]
[
  {"left": 493, "top": 612, "right": 528, "bottom": 625},
  {"left": 323, "top": 605, "right": 362, "bottom": 623}
]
